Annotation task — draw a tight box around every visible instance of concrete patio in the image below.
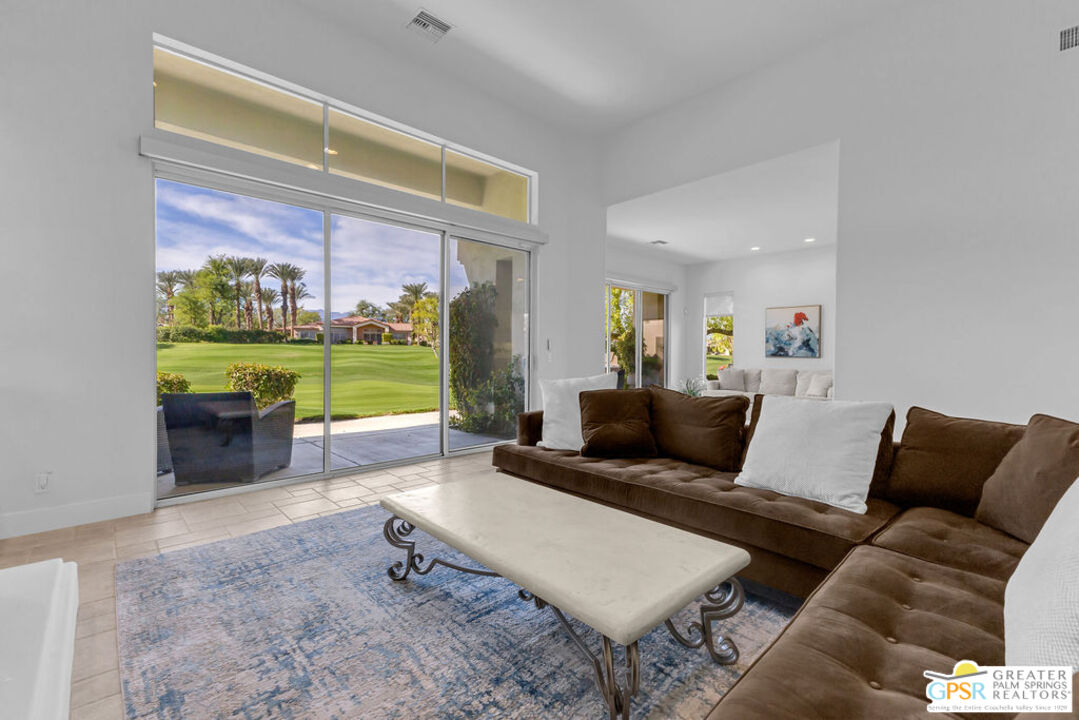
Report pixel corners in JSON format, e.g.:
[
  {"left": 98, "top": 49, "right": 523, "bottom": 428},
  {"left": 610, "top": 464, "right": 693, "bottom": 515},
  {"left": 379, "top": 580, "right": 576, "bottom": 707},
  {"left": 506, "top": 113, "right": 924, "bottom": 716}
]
[{"left": 157, "top": 421, "right": 510, "bottom": 499}]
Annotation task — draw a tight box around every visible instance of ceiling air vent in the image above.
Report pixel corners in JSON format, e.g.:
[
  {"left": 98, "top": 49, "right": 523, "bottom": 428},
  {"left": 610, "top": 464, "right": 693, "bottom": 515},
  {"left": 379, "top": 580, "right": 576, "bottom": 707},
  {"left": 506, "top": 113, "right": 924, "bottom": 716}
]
[
  {"left": 408, "top": 10, "right": 452, "bottom": 43},
  {"left": 650, "top": 240, "right": 669, "bottom": 246},
  {"left": 1061, "top": 25, "right": 1079, "bottom": 51}
]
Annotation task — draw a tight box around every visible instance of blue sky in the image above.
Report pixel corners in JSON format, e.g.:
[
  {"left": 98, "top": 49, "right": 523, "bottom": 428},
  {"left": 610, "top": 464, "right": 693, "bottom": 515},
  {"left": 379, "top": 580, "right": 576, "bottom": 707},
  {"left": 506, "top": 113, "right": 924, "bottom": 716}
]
[{"left": 155, "top": 179, "right": 468, "bottom": 315}]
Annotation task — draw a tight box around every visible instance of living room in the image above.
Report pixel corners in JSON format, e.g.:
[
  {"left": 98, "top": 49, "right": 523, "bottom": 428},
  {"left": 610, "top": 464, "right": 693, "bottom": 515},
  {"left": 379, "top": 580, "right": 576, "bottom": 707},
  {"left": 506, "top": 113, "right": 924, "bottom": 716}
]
[{"left": 1, "top": 1, "right": 1077, "bottom": 719}]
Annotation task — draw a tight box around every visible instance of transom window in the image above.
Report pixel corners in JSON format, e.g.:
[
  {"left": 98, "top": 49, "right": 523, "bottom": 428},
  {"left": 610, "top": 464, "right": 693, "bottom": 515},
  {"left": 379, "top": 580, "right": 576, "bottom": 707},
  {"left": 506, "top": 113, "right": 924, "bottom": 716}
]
[{"left": 153, "top": 46, "right": 534, "bottom": 224}]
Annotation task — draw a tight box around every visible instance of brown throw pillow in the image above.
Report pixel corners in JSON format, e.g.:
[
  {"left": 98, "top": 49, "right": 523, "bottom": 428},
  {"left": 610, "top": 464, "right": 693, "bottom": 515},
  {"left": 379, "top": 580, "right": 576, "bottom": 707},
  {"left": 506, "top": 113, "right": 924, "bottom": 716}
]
[
  {"left": 740, "top": 394, "right": 895, "bottom": 485},
  {"left": 976, "top": 414, "right": 1079, "bottom": 543},
  {"left": 649, "top": 386, "right": 747, "bottom": 471},
  {"left": 885, "top": 407, "right": 1026, "bottom": 516},
  {"left": 579, "top": 389, "right": 657, "bottom": 458}
]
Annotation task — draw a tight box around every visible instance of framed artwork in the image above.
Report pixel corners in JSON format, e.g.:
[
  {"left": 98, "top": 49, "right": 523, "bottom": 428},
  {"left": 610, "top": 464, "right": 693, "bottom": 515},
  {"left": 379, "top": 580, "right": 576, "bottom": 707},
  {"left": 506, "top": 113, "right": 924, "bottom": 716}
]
[{"left": 765, "top": 305, "right": 822, "bottom": 358}]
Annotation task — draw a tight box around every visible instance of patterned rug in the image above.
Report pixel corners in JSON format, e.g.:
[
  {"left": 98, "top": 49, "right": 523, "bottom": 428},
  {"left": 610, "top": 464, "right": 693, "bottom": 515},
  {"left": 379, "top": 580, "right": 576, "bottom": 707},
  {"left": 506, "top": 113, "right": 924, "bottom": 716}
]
[{"left": 115, "top": 505, "right": 796, "bottom": 719}]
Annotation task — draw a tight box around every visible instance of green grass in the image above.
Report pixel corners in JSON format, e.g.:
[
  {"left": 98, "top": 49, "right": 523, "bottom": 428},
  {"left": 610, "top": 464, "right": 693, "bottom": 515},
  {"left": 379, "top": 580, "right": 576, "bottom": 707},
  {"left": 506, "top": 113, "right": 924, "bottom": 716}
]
[
  {"left": 156, "top": 343, "right": 440, "bottom": 422},
  {"left": 705, "top": 354, "right": 732, "bottom": 377}
]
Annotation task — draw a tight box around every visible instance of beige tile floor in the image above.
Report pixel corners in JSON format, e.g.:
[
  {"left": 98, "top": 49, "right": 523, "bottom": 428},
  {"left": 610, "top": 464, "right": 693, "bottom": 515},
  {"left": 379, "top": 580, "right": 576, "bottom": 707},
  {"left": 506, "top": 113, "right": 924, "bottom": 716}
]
[{"left": 0, "top": 450, "right": 497, "bottom": 720}]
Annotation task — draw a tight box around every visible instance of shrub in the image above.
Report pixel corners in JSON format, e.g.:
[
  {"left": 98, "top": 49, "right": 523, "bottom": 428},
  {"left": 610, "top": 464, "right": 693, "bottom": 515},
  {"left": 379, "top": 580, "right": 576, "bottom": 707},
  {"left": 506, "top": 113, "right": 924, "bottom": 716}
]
[
  {"left": 156, "top": 370, "right": 190, "bottom": 405},
  {"left": 224, "top": 362, "right": 300, "bottom": 409},
  {"left": 447, "top": 282, "right": 524, "bottom": 435},
  {"left": 156, "top": 325, "right": 286, "bottom": 344},
  {"left": 381, "top": 332, "right": 393, "bottom": 344},
  {"left": 706, "top": 373, "right": 718, "bottom": 381}
]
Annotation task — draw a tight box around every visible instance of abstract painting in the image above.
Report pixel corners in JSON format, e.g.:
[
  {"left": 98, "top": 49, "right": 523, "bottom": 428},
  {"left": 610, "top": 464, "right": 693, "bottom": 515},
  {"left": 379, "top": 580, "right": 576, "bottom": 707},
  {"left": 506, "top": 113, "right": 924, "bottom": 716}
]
[{"left": 765, "top": 305, "right": 821, "bottom": 358}]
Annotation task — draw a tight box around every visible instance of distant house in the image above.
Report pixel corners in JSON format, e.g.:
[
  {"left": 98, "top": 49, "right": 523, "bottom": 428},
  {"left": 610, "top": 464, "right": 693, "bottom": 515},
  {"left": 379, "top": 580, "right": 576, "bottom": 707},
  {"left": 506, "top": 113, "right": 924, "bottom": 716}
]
[{"left": 290, "top": 316, "right": 414, "bottom": 344}]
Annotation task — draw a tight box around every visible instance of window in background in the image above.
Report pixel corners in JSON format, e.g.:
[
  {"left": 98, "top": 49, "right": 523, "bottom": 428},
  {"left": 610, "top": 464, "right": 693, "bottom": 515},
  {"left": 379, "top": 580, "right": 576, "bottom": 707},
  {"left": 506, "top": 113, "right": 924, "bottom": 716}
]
[
  {"left": 605, "top": 284, "right": 636, "bottom": 388},
  {"left": 604, "top": 284, "right": 668, "bottom": 388},
  {"left": 704, "top": 292, "right": 735, "bottom": 378},
  {"left": 640, "top": 291, "right": 666, "bottom": 387}
]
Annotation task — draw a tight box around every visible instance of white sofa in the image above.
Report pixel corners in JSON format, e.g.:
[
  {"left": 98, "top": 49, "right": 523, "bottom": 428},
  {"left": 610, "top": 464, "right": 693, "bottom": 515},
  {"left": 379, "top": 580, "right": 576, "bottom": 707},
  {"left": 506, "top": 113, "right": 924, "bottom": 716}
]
[{"left": 702, "top": 368, "right": 833, "bottom": 407}]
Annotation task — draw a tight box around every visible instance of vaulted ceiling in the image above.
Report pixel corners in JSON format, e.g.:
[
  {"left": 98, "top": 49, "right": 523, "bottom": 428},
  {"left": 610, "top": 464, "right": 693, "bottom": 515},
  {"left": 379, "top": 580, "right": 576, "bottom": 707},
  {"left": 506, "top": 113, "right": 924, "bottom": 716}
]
[{"left": 299, "top": 0, "right": 910, "bottom": 131}]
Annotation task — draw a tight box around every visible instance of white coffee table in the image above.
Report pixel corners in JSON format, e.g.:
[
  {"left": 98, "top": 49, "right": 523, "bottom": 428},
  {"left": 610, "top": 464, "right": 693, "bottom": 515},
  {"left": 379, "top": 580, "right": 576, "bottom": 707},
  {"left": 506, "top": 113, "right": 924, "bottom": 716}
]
[{"left": 380, "top": 475, "right": 751, "bottom": 719}]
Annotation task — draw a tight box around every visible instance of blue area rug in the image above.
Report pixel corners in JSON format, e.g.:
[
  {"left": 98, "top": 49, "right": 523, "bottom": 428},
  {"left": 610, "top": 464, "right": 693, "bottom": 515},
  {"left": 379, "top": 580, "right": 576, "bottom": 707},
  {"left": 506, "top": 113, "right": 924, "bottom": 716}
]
[{"left": 116, "top": 505, "right": 795, "bottom": 719}]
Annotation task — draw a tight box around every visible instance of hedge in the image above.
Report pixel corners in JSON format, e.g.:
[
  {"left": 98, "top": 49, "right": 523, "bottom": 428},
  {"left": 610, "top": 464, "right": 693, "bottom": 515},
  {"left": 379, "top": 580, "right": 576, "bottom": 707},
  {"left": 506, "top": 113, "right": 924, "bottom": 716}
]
[
  {"left": 224, "top": 362, "right": 300, "bottom": 409},
  {"left": 156, "top": 370, "right": 190, "bottom": 405},
  {"left": 157, "top": 325, "right": 287, "bottom": 344}
]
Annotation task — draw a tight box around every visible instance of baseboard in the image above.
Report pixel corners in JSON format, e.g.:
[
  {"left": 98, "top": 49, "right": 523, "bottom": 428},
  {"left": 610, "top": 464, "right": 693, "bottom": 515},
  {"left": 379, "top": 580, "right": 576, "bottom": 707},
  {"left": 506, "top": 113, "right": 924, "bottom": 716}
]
[{"left": 0, "top": 493, "right": 153, "bottom": 540}]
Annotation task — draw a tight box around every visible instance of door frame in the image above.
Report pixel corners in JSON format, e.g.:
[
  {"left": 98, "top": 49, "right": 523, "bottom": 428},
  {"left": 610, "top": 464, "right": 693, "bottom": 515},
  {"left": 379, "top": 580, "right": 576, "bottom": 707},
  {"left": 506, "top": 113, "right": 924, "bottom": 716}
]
[{"left": 153, "top": 166, "right": 536, "bottom": 506}]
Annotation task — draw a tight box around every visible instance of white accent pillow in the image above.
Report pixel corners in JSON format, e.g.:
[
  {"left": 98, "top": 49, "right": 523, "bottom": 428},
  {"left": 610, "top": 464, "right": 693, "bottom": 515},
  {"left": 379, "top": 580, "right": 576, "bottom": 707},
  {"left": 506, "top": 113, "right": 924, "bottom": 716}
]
[
  {"left": 736, "top": 396, "right": 894, "bottom": 514},
  {"left": 537, "top": 373, "right": 619, "bottom": 451},
  {"left": 744, "top": 369, "right": 763, "bottom": 393},
  {"left": 717, "top": 368, "right": 746, "bottom": 391},
  {"left": 1005, "top": 477, "right": 1079, "bottom": 668},
  {"left": 806, "top": 372, "right": 833, "bottom": 399},
  {"left": 759, "top": 369, "right": 797, "bottom": 396}
]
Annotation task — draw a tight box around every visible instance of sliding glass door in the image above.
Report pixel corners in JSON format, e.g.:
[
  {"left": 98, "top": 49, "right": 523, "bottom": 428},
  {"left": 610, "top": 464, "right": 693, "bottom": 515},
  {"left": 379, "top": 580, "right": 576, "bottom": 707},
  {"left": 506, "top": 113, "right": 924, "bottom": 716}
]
[
  {"left": 447, "top": 237, "right": 530, "bottom": 450},
  {"left": 155, "top": 178, "right": 531, "bottom": 500},
  {"left": 603, "top": 283, "right": 668, "bottom": 389},
  {"left": 329, "top": 214, "right": 442, "bottom": 469},
  {"left": 154, "top": 179, "right": 325, "bottom": 499}
]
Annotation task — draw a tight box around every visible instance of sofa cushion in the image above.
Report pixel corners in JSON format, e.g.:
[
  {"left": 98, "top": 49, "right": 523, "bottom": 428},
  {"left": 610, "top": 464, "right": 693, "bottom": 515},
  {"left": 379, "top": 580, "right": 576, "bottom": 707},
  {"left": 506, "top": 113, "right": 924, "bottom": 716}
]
[
  {"left": 649, "top": 386, "right": 748, "bottom": 471},
  {"left": 716, "top": 368, "right": 745, "bottom": 391},
  {"left": 759, "top": 368, "right": 797, "bottom": 395},
  {"left": 976, "top": 413, "right": 1079, "bottom": 543},
  {"left": 492, "top": 444, "right": 899, "bottom": 570},
  {"left": 744, "top": 368, "right": 762, "bottom": 393},
  {"left": 885, "top": 407, "right": 1026, "bottom": 516},
  {"left": 579, "top": 389, "right": 656, "bottom": 458},
  {"left": 872, "top": 507, "right": 1028, "bottom": 581},
  {"left": 707, "top": 546, "right": 1006, "bottom": 720}
]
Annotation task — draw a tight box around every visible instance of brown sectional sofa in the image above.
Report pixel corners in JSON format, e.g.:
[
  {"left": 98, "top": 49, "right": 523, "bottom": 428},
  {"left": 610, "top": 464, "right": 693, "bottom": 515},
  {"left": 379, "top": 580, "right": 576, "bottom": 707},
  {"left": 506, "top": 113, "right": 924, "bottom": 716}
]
[{"left": 492, "top": 402, "right": 1078, "bottom": 719}]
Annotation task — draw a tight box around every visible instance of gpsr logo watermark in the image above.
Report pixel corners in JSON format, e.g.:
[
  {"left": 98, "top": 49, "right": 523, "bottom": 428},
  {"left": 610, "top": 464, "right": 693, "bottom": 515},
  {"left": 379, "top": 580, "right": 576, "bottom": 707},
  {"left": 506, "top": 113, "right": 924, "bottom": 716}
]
[{"left": 925, "top": 660, "right": 1073, "bottom": 713}]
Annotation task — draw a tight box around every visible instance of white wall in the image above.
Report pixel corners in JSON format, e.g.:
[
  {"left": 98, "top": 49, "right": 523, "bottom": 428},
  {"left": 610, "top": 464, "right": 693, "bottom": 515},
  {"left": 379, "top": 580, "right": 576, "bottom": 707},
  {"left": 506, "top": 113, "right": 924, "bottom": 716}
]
[
  {"left": 603, "top": 1, "right": 1079, "bottom": 425},
  {"left": 685, "top": 246, "right": 836, "bottom": 379},
  {"left": 604, "top": 239, "right": 688, "bottom": 386},
  {"left": 0, "top": 0, "right": 604, "bottom": 538}
]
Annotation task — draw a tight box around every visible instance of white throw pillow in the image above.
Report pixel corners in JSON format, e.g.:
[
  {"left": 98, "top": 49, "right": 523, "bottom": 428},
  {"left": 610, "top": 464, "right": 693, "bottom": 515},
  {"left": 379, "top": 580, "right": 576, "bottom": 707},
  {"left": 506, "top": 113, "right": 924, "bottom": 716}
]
[
  {"left": 717, "top": 368, "right": 746, "bottom": 391},
  {"left": 806, "top": 373, "right": 833, "bottom": 399},
  {"left": 736, "top": 396, "right": 894, "bottom": 514},
  {"left": 744, "top": 369, "right": 762, "bottom": 393},
  {"left": 759, "top": 369, "right": 798, "bottom": 396},
  {"left": 1004, "top": 477, "right": 1079, "bottom": 668},
  {"left": 537, "top": 373, "right": 619, "bottom": 451}
]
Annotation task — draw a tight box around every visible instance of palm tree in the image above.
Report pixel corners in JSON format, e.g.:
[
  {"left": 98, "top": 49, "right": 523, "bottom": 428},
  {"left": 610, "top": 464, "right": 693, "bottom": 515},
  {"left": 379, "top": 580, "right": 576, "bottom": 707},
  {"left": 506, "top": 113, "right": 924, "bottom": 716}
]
[
  {"left": 288, "top": 266, "right": 307, "bottom": 331},
  {"left": 266, "top": 263, "right": 294, "bottom": 333},
  {"left": 248, "top": 257, "right": 268, "bottom": 330},
  {"left": 240, "top": 280, "right": 256, "bottom": 329},
  {"left": 224, "top": 256, "right": 251, "bottom": 329},
  {"left": 156, "top": 270, "right": 181, "bottom": 325},
  {"left": 175, "top": 269, "right": 198, "bottom": 290},
  {"left": 203, "top": 255, "right": 232, "bottom": 326},
  {"left": 399, "top": 282, "right": 429, "bottom": 321},
  {"left": 261, "top": 288, "right": 280, "bottom": 330}
]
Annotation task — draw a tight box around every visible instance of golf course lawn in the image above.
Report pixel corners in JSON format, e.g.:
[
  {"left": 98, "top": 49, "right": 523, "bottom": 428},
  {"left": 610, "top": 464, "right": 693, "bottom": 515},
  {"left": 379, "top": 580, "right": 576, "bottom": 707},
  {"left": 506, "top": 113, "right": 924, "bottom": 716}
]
[
  {"left": 157, "top": 342, "right": 439, "bottom": 422},
  {"left": 705, "top": 354, "right": 733, "bottom": 377}
]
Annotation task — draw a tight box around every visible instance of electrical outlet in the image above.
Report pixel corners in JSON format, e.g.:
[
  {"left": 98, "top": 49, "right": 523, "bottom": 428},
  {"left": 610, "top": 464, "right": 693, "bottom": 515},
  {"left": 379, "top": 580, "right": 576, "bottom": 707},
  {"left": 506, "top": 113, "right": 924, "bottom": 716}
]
[{"left": 34, "top": 472, "right": 51, "bottom": 494}]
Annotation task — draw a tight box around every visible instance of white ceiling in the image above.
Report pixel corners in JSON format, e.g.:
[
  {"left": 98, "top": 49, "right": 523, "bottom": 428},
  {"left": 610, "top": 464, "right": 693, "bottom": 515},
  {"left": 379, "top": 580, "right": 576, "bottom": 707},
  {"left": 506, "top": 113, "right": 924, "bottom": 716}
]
[
  {"left": 299, "top": 0, "right": 909, "bottom": 131},
  {"left": 606, "top": 142, "right": 840, "bottom": 264}
]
